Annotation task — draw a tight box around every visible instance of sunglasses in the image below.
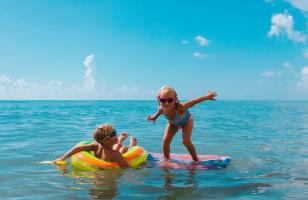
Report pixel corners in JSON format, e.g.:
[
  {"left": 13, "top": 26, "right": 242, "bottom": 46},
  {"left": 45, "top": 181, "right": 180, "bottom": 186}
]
[
  {"left": 97, "top": 128, "right": 117, "bottom": 141},
  {"left": 104, "top": 130, "right": 117, "bottom": 140},
  {"left": 159, "top": 98, "right": 174, "bottom": 104}
]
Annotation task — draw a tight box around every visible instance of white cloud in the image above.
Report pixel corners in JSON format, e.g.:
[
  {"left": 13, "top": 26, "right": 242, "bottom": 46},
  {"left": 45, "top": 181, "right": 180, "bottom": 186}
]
[
  {"left": 283, "top": 62, "right": 297, "bottom": 75},
  {"left": 193, "top": 52, "right": 207, "bottom": 58},
  {"left": 286, "top": 0, "right": 308, "bottom": 12},
  {"left": 297, "top": 66, "right": 308, "bottom": 90},
  {"left": 303, "top": 49, "right": 308, "bottom": 58},
  {"left": 83, "top": 54, "right": 95, "bottom": 66},
  {"left": 0, "top": 55, "right": 152, "bottom": 100},
  {"left": 48, "top": 80, "right": 63, "bottom": 88},
  {"left": 48, "top": 80, "right": 64, "bottom": 93},
  {"left": 195, "top": 35, "right": 210, "bottom": 46},
  {"left": 181, "top": 40, "right": 189, "bottom": 44},
  {"left": 0, "top": 75, "right": 13, "bottom": 89},
  {"left": 302, "top": 66, "right": 308, "bottom": 76},
  {"left": 260, "top": 70, "right": 277, "bottom": 77},
  {"left": 83, "top": 54, "right": 96, "bottom": 90},
  {"left": 268, "top": 12, "right": 307, "bottom": 43},
  {"left": 115, "top": 85, "right": 141, "bottom": 98},
  {"left": 0, "top": 75, "right": 80, "bottom": 99},
  {"left": 260, "top": 62, "right": 297, "bottom": 78},
  {"left": 0, "top": 75, "right": 34, "bottom": 90},
  {"left": 0, "top": 73, "right": 148, "bottom": 100},
  {"left": 260, "top": 63, "right": 308, "bottom": 93}
]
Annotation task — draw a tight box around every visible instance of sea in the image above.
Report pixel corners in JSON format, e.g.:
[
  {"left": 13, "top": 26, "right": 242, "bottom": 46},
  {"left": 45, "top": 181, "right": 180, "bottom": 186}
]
[{"left": 0, "top": 100, "right": 307, "bottom": 199}]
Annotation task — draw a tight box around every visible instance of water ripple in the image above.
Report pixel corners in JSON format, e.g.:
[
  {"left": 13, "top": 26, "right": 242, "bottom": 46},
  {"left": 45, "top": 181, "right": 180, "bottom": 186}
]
[{"left": 0, "top": 100, "right": 307, "bottom": 199}]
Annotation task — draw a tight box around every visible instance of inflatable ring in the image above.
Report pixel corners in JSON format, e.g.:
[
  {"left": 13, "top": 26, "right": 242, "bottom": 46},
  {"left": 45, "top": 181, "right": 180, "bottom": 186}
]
[{"left": 71, "top": 141, "right": 147, "bottom": 170}]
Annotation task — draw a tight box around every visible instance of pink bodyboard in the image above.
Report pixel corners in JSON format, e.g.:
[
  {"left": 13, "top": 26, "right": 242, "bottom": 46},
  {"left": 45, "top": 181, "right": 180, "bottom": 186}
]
[{"left": 148, "top": 152, "right": 231, "bottom": 170}]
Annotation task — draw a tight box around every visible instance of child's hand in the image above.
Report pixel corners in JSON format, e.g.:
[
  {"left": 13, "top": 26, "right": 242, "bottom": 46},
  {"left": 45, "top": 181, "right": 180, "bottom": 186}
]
[
  {"left": 119, "top": 132, "right": 129, "bottom": 143},
  {"left": 207, "top": 90, "right": 217, "bottom": 100},
  {"left": 147, "top": 115, "right": 156, "bottom": 122}
]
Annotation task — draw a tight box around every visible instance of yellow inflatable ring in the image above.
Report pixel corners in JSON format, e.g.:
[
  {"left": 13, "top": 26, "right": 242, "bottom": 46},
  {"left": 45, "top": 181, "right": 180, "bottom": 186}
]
[{"left": 71, "top": 141, "right": 147, "bottom": 170}]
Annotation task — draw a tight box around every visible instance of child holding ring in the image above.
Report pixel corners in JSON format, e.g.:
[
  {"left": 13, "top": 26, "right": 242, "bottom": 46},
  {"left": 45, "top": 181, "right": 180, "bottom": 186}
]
[{"left": 53, "top": 123, "right": 137, "bottom": 168}]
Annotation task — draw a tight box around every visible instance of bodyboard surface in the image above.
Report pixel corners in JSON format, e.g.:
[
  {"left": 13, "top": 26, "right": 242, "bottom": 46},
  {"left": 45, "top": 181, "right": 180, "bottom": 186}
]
[{"left": 147, "top": 153, "right": 231, "bottom": 170}]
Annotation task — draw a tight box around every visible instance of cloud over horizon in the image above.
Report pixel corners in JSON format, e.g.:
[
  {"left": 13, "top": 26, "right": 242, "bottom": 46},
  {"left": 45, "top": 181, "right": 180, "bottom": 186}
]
[
  {"left": 0, "top": 55, "right": 151, "bottom": 100},
  {"left": 83, "top": 54, "right": 96, "bottom": 90},
  {"left": 268, "top": 12, "right": 307, "bottom": 43},
  {"left": 297, "top": 66, "right": 308, "bottom": 91}
]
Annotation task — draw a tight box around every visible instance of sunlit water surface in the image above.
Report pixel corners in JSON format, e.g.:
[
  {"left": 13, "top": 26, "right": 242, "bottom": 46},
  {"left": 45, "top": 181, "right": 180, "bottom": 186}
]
[{"left": 0, "top": 101, "right": 307, "bottom": 199}]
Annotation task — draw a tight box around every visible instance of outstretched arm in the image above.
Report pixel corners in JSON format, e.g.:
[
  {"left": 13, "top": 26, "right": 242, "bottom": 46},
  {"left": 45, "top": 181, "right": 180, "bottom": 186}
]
[
  {"left": 52, "top": 143, "right": 96, "bottom": 164},
  {"left": 181, "top": 90, "right": 217, "bottom": 111},
  {"left": 147, "top": 108, "right": 163, "bottom": 122}
]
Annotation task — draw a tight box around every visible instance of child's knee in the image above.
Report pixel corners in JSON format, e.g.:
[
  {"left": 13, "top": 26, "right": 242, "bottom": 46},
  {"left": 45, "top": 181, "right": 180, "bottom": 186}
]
[
  {"left": 119, "top": 147, "right": 128, "bottom": 154},
  {"left": 182, "top": 139, "right": 192, "bottom": 147},
  {"left": 113, "top": 143, "right": 122, "bottom": 151}
]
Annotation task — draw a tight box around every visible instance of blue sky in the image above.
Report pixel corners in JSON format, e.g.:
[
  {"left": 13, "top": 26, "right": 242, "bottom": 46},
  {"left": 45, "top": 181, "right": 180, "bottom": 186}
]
[{"left": 0, "top": 0, "right": 308, "bottom": 100}]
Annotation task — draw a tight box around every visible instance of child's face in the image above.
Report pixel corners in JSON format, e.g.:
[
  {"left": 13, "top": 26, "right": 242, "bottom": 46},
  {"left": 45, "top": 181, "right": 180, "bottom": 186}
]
[
  {"left": 101, "top": 129, "right": 118, "bottom": 146},
  {"left": 104, "top": 136, "right": 118, "bottom": 146},
  {"left": 159, "top": 91, "right": 176, "bottom": 110}
]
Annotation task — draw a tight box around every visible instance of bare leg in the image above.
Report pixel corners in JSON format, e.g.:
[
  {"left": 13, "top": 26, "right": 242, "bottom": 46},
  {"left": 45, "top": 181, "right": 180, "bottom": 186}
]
[
  {"left": 182, "top": 119, "right": 198, "bottom": 161},
  {"left": 119, "top": 137, "right": 137, "bottom": 154},
  {"left": 162, "top": 123, "right": 178, "bottom": 160},
  {"left": 113, "top": 132, "right": 128, "bottom": 151},
  {"left": 128, "top": 136, "right": 137, "bottom": 147}
]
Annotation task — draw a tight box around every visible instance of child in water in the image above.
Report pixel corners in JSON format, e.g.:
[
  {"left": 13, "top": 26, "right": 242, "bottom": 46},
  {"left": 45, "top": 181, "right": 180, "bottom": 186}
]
[
  {"left": 147, "top": 85, "right": 217, "bottom": 161},
  {"left": 53, "top": 123, "right": 137, "bottom": 168}
]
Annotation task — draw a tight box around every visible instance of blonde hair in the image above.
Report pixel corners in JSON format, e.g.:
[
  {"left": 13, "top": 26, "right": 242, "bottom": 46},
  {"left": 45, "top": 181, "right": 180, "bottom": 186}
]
[
  {"left": 157, "top": 85, "right": 181, "bottom": 109},
  {"left": 92, "top": 123, "right": 114, "bottom": 142}
]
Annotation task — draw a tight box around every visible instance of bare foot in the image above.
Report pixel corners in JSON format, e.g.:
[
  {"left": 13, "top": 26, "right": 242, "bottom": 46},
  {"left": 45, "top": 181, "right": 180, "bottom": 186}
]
[
  {"left": 118, "top": 132, "right": 128, "bottom": 143},
  {"left": 129, "top": 136, "right": 137, "bottom": 147},
  {"left": 163, "top": 157, "right": 170, "bottom": 161}
]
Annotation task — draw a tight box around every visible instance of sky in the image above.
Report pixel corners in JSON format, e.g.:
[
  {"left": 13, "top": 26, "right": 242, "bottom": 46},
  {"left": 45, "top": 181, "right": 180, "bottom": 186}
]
[{"left": 0, "top": 0, "right": 308, "bottom": 100}]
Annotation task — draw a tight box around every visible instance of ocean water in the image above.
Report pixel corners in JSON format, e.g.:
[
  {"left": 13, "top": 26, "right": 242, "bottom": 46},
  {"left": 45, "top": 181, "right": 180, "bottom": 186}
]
[{"left": 0, "top": 100, "right": 307, "bottom": 199}]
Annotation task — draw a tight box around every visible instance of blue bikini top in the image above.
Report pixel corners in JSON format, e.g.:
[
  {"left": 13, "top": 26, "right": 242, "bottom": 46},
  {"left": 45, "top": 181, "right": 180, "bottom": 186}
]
[{"left": 166, "top": 110, "right": 191, "bottom": 127}]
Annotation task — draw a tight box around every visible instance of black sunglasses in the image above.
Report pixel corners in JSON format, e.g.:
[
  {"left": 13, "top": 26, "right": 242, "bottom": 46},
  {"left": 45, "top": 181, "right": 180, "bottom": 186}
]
[
  {"left": 97, "top": 128, "right": 117, "bottom": 141},
  {"left": 104, "top": 129, "right": 117, "bottom": 140},
  {"left": 160, "top": 98, "right": 174, "bottom": 104}
]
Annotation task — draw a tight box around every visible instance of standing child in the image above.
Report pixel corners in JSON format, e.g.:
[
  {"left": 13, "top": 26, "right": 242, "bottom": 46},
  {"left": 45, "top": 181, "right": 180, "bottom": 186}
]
[{"left": 147, "top": 85, "right": 217, "bottom": 161}]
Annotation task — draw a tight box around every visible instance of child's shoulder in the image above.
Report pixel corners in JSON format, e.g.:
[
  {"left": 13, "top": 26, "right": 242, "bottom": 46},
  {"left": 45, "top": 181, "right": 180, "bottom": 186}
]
[
  {"left": 176, "top": 103, "right": 185, "bottom": 112},
  {"left": 90, "top": 141, "right": 100, "bottom": 149}
]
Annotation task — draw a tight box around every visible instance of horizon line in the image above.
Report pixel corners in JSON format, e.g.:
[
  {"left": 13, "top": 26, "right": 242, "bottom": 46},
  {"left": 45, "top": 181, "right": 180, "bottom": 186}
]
[{"left": 0, "top": 99, "right": 307, "bottom": 102}]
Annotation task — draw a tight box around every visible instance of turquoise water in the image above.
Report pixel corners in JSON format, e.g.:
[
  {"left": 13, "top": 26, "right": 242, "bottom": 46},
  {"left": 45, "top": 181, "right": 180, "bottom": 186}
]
[{"left": 0, "top": 100, "right": 307, "bottom": 199}]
